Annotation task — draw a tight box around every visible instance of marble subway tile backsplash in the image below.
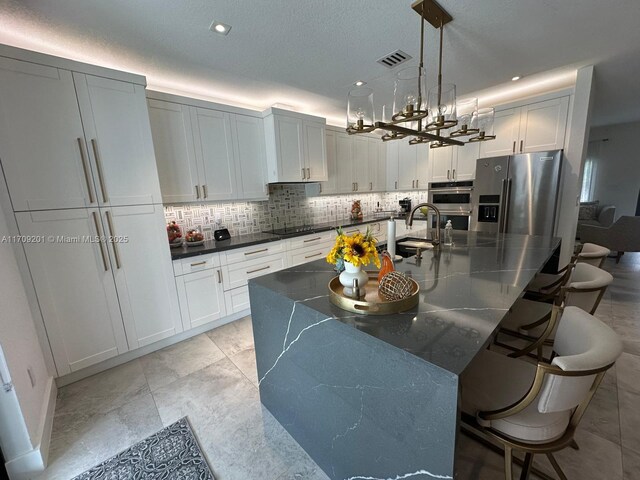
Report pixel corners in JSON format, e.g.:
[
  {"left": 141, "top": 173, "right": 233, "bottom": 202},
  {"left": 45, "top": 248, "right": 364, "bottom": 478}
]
[{"left": 164, "top": 185, "right": 427, "bottom": 239}]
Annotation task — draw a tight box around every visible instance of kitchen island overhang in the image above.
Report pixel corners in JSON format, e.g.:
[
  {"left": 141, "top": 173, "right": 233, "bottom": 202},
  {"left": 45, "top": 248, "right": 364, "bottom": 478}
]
[{"left": 249, "top": 231, "right": 561, "bottom": 480}]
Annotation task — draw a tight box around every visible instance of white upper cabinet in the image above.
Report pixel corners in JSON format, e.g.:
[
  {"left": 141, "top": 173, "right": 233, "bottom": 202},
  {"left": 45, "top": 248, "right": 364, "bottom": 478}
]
[
  {"left": 0, "top": 58, "right": 96, "bottom": 211},
  {"left": 103, "top": 204, "right": 182, "bottom": 349},
  {"left": 264, "top": 109, "right": 328, "bottom": 183},
  {"left": 320, "top": 129, "right": 338, "bottom": 195},
  {"left": 232, "top": 115, "right": 268, "bottom": 200},
  {"left": 74, "top": 73, "right": 162, "bottom": 206},
  {"left": 370, "top": 138, "right": 387, "bottom": 192},
  {"left": 430, "top": 146, "right": 454, "bottom": 183},
  {"left": 16, "top": 209, "right": 128, "bottom": 375},
  {"left": 386, "top": 141, "right": 400, "bottom": 191},
  {"left": 147, "top": 99, "right": 199, "bottom": 203},
  {"left": 429, "top": 143, "right": 479, "bottom": 182},
  {"left": 304, "top": 121, "right": 328, "bottom": 182},
  {"left": 480, "top": 96, "right": 569, "bottom": 158},
  {"left": 191, "top": 108, "right": 238, "bottom": 201},
  {"left": 352, "top": 136, "right": 370, "bottom": 191},
  {"left": 335, "top": 132, "right": 354, "bottom": 193},
  {"left": 518, "top": 97, "right": 569, "bottom": 153},
  {"left": 147, "top": 94, "right": 268, "bottom": 202},
  {"left": 397, "top": 140, "right": 422, "bottom": 190}
]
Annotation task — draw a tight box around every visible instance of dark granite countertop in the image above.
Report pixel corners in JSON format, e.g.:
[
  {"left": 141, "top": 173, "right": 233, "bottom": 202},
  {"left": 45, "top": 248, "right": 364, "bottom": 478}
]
[
  {"left": 250, "top": 231, "right": 561, "bottom": 375},
  {"left": 170, "top": 215, "right": 393, "bottom": 260}
]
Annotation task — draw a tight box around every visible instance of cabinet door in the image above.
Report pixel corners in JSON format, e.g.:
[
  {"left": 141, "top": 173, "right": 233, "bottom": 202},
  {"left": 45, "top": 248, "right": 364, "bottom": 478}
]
[
  {"left": 372, "top": 140, "right": 387, "bottom": 192},
  {"left": 16, "top": 209, "right": 127, "bottom": 375},
  {"left": 147, "top": 99, "right": 199, "bottom": 203},
  {"left": 430, "top": 146, "right": 452, "bottom": 182},
  {"left": 335, "top": 133, "right": 354, "bottom": 193},
  {"left": 386, "top": 141, "right": 400, "bottom": 191},
  {"left": 453, "top": 143, "right": 480, "bottom": 181},
  {"left": 274, "top": 115, "right": 305, "bottom": 182},
  {"left": 415, "top": 145, "right": 430, "bottom": 189},
  {"left": 74, "top": 74, "right": 162, "bottom": 206},
  {"left": 397, "top": 141, "right": 418, "bottom": 190},
  {"left": 352, "top": 136, "right": 370, "bottom": 192},
  {"left": 321, "top": 130, "right": 338, "bottom": 195},
  {"left": 0, "top": 58, "right": 95, "bottom": 211},
  {"left": 479, "top": 108, "right": 521, "bottom": 158},
  {"left": 232, "top": 114, "right": 268, "bottom": 200},
  {"left": 191, "top": 107, "right": 238, "bottom": 201},
  {"left": 104, "top": 205, "right": 182, "bottom": 349},
  {"left": 304, "top": 121, "right": 328, "bottom": 181},
  {"left": 518, "top": 97, "right": 569, "bottom": 153},
  {"left": 176, "top": 269, "right": 226, "bottom": 330}
]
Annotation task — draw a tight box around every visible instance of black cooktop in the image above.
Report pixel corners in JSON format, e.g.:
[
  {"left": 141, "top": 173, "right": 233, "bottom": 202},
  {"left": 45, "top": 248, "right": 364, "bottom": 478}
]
[{"left": 265, "top": 225, "right": 316, "bottom": 236}]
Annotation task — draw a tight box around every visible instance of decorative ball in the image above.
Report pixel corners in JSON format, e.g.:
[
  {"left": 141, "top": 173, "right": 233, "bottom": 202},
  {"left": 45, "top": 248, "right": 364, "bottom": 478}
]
[{"left": 378, "top": 271, "right": 414, "bottom": 301}]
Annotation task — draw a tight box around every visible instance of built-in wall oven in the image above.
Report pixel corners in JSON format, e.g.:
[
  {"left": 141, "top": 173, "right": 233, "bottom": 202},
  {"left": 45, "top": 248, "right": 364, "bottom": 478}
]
[{"left": 427, "top": 181, "right": 473, "bottom": 230}]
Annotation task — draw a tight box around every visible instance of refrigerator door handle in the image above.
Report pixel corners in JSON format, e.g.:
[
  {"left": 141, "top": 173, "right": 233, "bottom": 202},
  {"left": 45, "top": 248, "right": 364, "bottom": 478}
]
[{"left": 501, "top": 178, "right": 513, "bottom": 233}]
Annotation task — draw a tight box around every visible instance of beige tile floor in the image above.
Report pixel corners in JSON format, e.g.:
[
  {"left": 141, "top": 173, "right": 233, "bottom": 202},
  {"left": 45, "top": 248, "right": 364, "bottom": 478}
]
[{"left": 38, "top": 253, "right": 640, "bottom": 480}]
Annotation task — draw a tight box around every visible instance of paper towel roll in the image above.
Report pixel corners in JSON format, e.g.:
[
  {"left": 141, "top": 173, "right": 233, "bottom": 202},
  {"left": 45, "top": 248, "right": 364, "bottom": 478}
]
[{"left": 387, "top": 220, "right": 396, "bottom": 258}]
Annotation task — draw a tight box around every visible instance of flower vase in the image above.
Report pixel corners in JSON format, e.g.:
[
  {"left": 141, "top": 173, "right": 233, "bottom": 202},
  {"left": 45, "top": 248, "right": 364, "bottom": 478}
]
[{"left": 339, "top": 262, "right": 368, "bottom": 298}]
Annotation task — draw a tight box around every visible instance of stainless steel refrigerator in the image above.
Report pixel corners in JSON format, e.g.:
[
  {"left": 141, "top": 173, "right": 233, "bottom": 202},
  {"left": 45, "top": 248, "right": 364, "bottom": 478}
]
[{"left": 471, "top": 150, "right": 562, "bottom": 236}]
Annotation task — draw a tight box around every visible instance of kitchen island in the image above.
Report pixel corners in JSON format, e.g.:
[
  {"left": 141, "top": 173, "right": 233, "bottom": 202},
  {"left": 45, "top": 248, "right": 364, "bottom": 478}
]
[{"left": 249, "top": 231, "right": 560, "bottom": 480}]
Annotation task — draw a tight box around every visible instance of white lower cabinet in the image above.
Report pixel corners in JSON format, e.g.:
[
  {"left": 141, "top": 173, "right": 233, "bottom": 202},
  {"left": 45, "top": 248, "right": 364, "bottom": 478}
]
[
  {"left": 176, "top": 266, "right": 226, "bottom": 330},
  {"left": 224, "top": 286, "right": 250, "bottom": 315},
  {"left": 222, "top": 253, "right": 286, "bottom": 291},
  {"left": 104, "top": 205, "right": 182, "bottom": 349},
  {"left": 16, "top": 209, "right": 128, "bottom": 375}
]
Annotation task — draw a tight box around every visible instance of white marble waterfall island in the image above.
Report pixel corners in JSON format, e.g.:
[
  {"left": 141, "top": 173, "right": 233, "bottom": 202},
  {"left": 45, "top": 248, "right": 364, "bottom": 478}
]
[{"left": 249, "top": 232, "right": 560, "bottom": 480}]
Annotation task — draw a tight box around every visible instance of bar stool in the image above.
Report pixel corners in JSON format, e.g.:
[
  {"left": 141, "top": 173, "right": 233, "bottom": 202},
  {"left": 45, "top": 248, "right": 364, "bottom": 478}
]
[
  {"left": 526, "top": 243, "right": 610, "bottom": 300},
  {"left": 461, "top": 306, "right": 623, "bottom": 480},
  {"left": 497, "top": 263, "right": 613, "bottom": 359}
]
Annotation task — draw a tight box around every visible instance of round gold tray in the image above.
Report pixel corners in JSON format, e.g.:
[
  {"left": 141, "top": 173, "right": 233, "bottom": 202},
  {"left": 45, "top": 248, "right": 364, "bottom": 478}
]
[{"left": 328, "top": 273, "right": 419, "bottom": 316}]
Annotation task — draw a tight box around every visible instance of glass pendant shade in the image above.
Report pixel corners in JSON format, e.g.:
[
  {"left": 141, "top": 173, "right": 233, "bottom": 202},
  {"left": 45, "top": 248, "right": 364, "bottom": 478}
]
[
  {"left": 346, "top": 86, "right": 375, "bottom": 133},
  {"left": 392, "top": 67, "right": 428, "bottom": 122},
  {"left": 426, "top": 83, "right": 457, "bottom": 131},
  {"left": 469, "top": 107, "right": 496, "bottom": 142},
  {"left": 450, "top": 97, "right": 478, "bottom": 137}
]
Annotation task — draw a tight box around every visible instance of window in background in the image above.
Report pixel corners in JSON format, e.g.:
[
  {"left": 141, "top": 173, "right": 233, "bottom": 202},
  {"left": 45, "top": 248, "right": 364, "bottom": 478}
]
[{"left": 580, "top": 157, "right": 597, "bottom": 202}]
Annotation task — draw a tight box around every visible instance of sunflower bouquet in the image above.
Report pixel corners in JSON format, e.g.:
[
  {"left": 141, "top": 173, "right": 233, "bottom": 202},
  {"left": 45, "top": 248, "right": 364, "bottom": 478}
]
[{"left": 326, "top": 226, "right": 381, "bottom": 272}]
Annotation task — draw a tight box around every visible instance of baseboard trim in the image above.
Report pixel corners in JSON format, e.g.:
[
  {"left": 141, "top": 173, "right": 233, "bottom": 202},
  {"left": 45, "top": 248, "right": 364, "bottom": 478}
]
[{"left": 55, "top": 309, "right": 250, "bottom": 388}]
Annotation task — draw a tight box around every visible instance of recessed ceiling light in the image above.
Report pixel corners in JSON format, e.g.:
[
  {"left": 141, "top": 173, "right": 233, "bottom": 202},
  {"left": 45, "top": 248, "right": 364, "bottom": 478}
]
[
  {"left": 210, "top": 21, "right": 231, "bottom": 35},
  {"left": 512, "top": 76, "right": 521, "bottom": 81},
  {"left": 354, "top": 80, "right": 367, "bottom": 86}
]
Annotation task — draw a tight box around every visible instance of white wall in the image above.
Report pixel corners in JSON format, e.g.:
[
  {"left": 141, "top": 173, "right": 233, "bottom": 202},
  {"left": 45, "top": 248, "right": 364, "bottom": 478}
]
[
  {"left": 0, "top": 205, "right": 53, "bottom": 464},
  {"left": 588, "top": 121, "right": 640, "bottom": 217}
]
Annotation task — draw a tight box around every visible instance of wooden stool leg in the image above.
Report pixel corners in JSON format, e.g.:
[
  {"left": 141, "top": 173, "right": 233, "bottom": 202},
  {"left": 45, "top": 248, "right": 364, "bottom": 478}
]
[{"left": 546, "top": 453, "right": 568, "bottom": 480}]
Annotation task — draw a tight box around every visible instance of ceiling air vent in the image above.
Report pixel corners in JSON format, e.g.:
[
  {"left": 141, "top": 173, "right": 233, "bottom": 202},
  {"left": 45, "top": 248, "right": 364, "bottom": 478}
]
[{"left": 376, "top": 50, "right": 412, "bottom": 69}]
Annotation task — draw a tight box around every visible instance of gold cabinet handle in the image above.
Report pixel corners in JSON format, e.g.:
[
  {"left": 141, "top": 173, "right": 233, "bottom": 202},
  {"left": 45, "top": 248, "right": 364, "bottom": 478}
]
[
  {"left": 202, "top": 184, "right": 208, "bottom": 199},
  {"left": 247, "top": 265, "right": 270, "bottom": 275},
  {"left": 77, "top": 138, "right": 95, "bottom": 204},
  {"left": 306, "top": 167, "right": 310, "bottom": 179},
  {"left": 217, "top": 269, "right": 222, "bottom": 283},
  {"left": 395, "top": 181, "right": 398, "bottom": 190},
  {"left": 447, "top": 170, "right": 450, "bottom": 180},
  {"left": 105, "top": 211, "right": 121, "bottom": 269},
  {"left": 302, "top": 168, "right": 306, "bottom": 180},
  {"left": 305, "top": 252, "right": 323, "bottom": 259},
  {"left": 92, "top": 211, "right": 109, "bottom": 271},
  {"left": 416, "top": 179, "right": 419, "bottom": 188},
  {"left": 190, "top": 261, "right": 207, "bottom": 267},
  {"left": 452, "top": 170, "right": 455, "bottom": 180},
  {"left": 91, "top": 139, "right": 109, "bottom": 203},
  {"left": 244, "top": 248, "right": 268, "bottom": 256},
  {"left": 520, "top": 140, "right": 524, "bottom": 153},
  {"left": 512, "top": 141, "right": 516, "bottom": 153},
  {"left": 369, "top": 182, "right": 372, "bottom": 190},
  {"left": 303, "top": 237, "right": 322, "bottom": 243},
  {"left": 195, "top": 185, "right": 200, "bottom": 199}
]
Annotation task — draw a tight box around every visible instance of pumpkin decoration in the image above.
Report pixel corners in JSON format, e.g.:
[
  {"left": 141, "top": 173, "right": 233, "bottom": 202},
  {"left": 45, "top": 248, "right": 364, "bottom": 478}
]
[{"left": 377, "top": 251, "right": 395, "bottom": 283}]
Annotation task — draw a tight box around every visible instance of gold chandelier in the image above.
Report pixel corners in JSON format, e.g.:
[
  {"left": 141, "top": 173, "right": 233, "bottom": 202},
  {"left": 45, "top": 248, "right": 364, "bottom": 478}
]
[{"left": 346, "top": 0, "right": 496, "bottom": 148}]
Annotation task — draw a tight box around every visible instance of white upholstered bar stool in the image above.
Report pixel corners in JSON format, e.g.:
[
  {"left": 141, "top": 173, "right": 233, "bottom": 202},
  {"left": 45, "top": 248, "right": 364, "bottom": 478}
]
[
  {"left": 461, "top": 306, "right": 623, "bottom": 480},
  {"left": 497, "top": 263, "right": 614, "bottom": 359},
  {"left": 526, "top": 243, "right": 610, "bottom": 298}
]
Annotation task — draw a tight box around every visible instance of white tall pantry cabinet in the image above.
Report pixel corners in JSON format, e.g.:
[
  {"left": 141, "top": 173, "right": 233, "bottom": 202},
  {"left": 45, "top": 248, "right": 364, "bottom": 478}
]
[{"left": 0, "top": 47, "right": 180, "bottom": 376}]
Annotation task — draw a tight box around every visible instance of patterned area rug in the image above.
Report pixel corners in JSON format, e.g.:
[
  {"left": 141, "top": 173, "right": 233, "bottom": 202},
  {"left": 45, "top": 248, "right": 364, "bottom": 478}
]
[{"left": 71, "top": 417, "right": 215, "bottom": 479}]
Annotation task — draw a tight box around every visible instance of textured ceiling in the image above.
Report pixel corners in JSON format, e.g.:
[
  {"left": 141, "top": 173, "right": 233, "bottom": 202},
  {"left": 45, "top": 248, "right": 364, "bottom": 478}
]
[{"left": 1, "top": 0, "right": 639, "bottom": 127}]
